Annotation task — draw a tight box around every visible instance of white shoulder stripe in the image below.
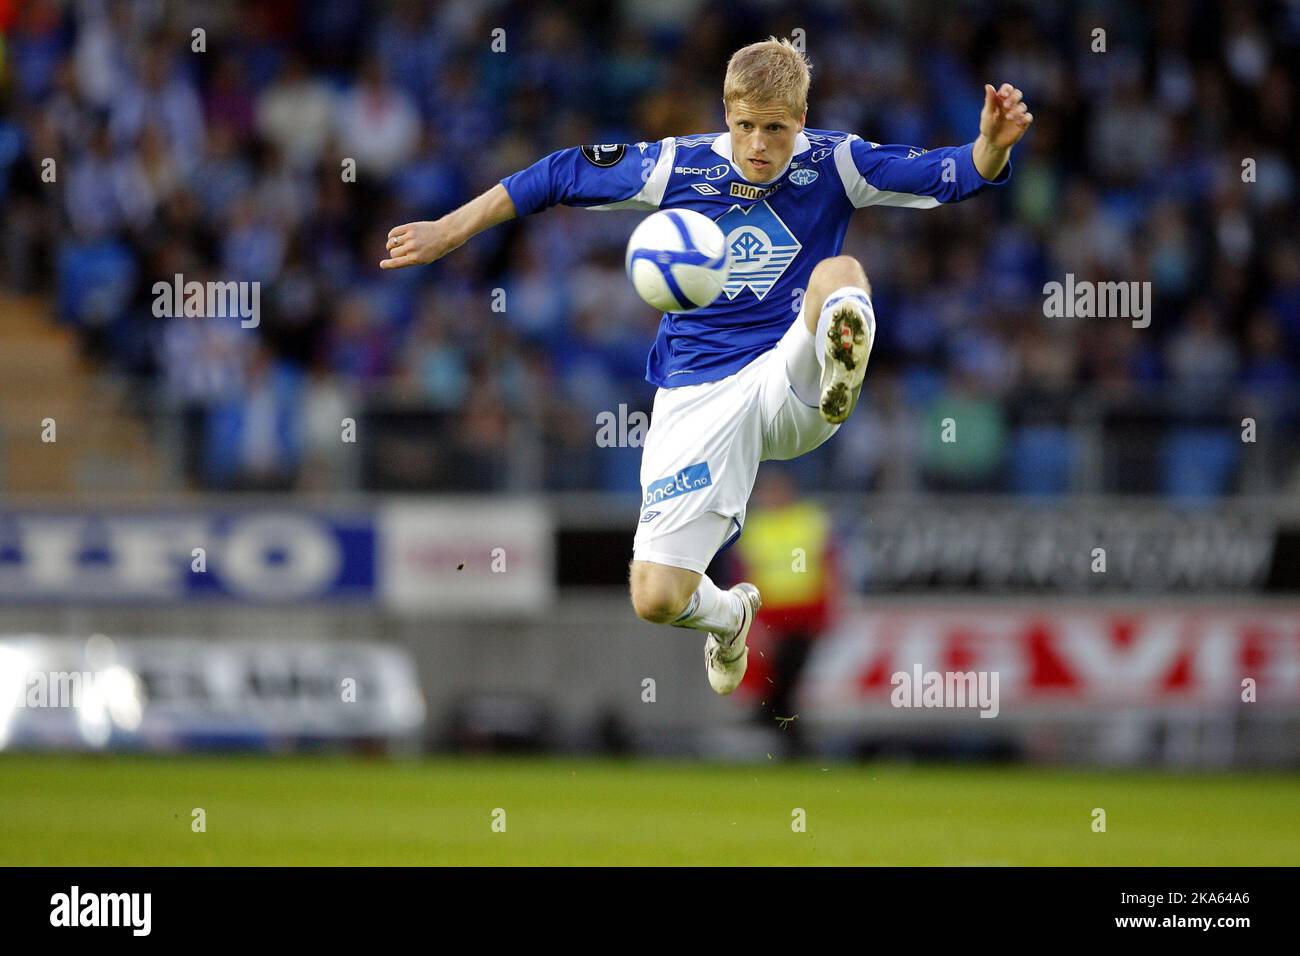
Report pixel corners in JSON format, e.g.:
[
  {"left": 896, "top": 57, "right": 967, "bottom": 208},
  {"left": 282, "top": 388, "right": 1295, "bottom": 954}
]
[
  {"left": 586, "top": 137, "right": 677, "bottom": 211},
  {"left": 833, "top": 135, "right": 940, "bottom": 209},
  {"left": 641, "top": 136, "right": 676, "bottom": 206},
  {"left": 832, "top": 136, "right": 870, "bottom": 206}
]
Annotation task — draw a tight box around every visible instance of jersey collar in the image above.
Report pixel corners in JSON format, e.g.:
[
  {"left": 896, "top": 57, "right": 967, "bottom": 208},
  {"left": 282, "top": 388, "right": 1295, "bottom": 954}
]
[{"left": 712, "top": 130, "right": 811, "bottom": 185}]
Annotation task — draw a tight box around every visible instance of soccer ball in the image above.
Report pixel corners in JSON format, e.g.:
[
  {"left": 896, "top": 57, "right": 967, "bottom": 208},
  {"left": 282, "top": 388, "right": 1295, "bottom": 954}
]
[{"left": 625, "top": 209, "right": 730, "bottom": 312}]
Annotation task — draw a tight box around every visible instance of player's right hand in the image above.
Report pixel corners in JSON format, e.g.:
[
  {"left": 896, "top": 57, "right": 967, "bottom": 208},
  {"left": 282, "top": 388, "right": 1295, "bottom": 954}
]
[{"left": 380, "top": 220, "right": 459, "bottom": 269}]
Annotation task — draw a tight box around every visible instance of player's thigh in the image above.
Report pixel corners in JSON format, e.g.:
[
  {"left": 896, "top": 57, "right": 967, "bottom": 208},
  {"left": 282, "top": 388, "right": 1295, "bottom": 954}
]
[
  {"left": 631, "top": 509, "right": 734, "bottom": 586},
  {"left": 758, "top": 321, "right": 840, "bottom": 462},
  {"left": 635, "top": 372, "right": 763, "bottom": 561}
]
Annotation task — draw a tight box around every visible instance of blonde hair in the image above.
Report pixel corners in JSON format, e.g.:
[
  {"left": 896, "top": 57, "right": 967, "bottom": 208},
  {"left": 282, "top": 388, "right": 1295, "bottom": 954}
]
[{"left": 723, "top": 37, "right": 811, "bottom": 117}]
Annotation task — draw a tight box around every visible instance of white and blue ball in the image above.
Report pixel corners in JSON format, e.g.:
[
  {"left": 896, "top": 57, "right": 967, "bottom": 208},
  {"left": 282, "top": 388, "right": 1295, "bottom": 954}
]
[{"left": 625, "top": 209, "right": 730, "bottom": 313}]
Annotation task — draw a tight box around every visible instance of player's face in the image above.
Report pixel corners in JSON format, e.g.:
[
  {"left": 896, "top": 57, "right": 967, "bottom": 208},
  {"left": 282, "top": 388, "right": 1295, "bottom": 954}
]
[{"left": 724, "top": 99, "right": 806, "bottom": 183}]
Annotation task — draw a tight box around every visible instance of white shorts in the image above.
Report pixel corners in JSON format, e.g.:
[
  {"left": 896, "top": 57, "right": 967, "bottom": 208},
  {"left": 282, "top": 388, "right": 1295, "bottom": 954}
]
[{"left": 631, "top": 310, "right": 839, "bottom": 573}]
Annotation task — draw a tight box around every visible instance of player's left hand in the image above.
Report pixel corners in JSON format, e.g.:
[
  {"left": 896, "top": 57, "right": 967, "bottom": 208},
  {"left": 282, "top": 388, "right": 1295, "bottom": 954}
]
[{"left": 980, "top": 83, "right": 1033, "bottom": 150}]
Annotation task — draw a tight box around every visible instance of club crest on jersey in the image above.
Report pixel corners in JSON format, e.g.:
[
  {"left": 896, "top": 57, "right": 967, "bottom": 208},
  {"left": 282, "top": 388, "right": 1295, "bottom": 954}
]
[
  {"left": 789, "top": 168, "right": 818, "bottom": 186},
  {"left": 715, "top": 201, "right": 801, "bottom": 301},
  {"left": 581, "top": 144, "right": 626, "bottom": 167}
]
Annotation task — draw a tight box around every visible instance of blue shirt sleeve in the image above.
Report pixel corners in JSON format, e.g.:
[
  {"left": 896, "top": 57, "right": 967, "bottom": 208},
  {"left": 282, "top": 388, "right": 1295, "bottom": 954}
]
[
  {"left": 841, "top": 138, "right": 1010, "bottom": 207},
  {"left": 501, "top": 141, "right": 665, "bottom": 216}
]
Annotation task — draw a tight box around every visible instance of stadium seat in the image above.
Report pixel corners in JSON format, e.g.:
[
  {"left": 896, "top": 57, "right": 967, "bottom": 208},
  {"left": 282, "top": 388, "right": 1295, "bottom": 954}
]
[
  {"left": 1161, "top": 426, "right": 1239, "bottom": 500},
  {"left": 1010, "top": 425, "right": 1075, "bottom": 496}
]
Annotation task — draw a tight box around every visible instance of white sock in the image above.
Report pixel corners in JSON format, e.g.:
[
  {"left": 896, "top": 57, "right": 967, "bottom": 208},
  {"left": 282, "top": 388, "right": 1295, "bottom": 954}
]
[
  {"left": 815, "top": 286, "right": 874, "bottom": 368},
  {"left": 670, "top": 574, "right": 743, "bottom": 638}
]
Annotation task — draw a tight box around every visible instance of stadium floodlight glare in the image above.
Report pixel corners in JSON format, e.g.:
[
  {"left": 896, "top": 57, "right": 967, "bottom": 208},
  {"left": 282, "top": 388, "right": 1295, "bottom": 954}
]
[{"left": 0, "top": 643, "right": 37, "bottom": 751}]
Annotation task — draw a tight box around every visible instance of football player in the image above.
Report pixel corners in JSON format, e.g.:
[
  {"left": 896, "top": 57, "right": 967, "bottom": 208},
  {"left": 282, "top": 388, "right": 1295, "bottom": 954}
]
[{"left": 382, "top": 37, "right": 1032, "bottom": 694}]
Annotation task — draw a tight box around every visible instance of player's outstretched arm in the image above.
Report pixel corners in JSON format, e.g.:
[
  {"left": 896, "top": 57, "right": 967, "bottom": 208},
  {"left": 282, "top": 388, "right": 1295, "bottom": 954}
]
[
  {"left": 841, "top": 82, "right": 1033, "bottom": 209},
  {"left": 380, "top": 184, "right": 518, "bottom": 270},
  {"left": 972, "top": 82, "right": 1033, "bottom": 181}
]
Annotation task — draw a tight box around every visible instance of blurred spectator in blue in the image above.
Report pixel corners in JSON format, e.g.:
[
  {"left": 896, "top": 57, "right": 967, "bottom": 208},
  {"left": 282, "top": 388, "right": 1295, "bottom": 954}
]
[{"left": 205, "top": 341, "right": 304, "bottom": 490}]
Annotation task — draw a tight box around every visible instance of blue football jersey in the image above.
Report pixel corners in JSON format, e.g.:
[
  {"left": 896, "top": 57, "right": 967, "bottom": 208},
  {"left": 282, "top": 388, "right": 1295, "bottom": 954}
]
[{"left": 501, "top": 130, "right": 1010, "bottom": 388}]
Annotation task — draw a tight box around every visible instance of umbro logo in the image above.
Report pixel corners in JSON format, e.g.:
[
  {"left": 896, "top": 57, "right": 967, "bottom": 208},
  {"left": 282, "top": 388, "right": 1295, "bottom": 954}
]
[{"left": 690, "top": 182, "right": 721, "bottom": 195}]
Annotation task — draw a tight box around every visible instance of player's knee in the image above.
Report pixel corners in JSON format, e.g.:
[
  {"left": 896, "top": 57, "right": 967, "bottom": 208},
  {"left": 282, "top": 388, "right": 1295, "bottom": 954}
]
[
  {"left": 629, "top": 584, "right": 686, "bottom": 624},
  {"left": 811, "top": 255, "right": 870, "bottom": 295},
  {"left": 629, "top": 567, "right": 690, "bottom": 624}
]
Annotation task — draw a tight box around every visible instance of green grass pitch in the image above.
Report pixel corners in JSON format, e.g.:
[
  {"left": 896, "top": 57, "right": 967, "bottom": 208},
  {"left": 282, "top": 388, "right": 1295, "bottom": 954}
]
[{"left": 0, "top": 755, "right": 1296, "bottom": 865}]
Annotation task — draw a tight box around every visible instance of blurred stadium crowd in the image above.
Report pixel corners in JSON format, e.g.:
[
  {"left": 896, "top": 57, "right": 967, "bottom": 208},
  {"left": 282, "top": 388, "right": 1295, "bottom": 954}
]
[{"left": 1, "top": 0, "right": 1298, "bottom": 496}]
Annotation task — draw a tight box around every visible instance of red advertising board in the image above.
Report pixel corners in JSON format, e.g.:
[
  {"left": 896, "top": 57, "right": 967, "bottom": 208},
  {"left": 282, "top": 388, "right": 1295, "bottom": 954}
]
[{"left": 800, "top": 607, "right": 1300, "bottom": 713}]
